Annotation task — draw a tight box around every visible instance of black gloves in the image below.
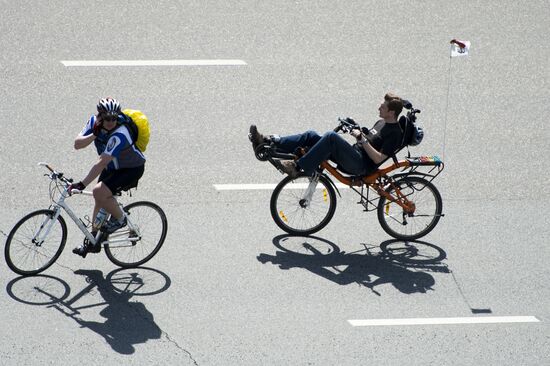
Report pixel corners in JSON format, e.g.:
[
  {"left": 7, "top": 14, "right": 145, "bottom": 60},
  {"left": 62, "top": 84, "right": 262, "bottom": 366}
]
[{"left": 68, "top": 181, "right": 86, "bottom": 195}]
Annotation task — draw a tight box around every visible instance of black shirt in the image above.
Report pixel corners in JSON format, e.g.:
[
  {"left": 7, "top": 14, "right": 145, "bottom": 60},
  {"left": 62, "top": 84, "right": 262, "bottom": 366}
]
[{"left": 357, "top": 119, "right": 403, "bottom": 172}]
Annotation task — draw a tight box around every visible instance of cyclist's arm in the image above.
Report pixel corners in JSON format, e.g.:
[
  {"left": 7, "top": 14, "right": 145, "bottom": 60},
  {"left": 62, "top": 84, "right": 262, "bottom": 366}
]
[
  {"left": 351, "top": 129, "right": 387, "bottom": 164},
  {"left": 74, "top": 133, "right": 96, "bottom": 150},
  {"left": 75, "top": 116, "right": 98, "bottom": 150},
  {"left": 359, "top": 139, "right": 387, "bottom": 164},
  {"left": 81, "top": 153, "right": 113, "bottom": 187}
]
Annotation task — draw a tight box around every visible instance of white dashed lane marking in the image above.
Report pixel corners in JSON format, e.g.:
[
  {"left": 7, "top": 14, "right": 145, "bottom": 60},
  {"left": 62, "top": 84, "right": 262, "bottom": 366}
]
[
  {"left": 348, "top": 316, "right": 540, "bottom": 327},
  {"left": 61, "top": 60, "right": 247, "bottom": 67},
  {"left": 213, "top": 183, "right": 351, "bottom": 191}
]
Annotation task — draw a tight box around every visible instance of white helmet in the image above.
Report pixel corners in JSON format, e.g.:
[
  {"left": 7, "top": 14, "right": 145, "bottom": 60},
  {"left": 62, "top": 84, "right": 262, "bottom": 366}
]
[{"left": 97, "top": 97, "right": 121, "bottom": 115}]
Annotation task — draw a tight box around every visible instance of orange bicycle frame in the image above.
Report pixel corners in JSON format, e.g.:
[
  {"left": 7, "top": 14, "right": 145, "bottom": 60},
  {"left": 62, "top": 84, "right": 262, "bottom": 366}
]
[{"left": 319, "top": 160, "right": 417, "bottom": 213}]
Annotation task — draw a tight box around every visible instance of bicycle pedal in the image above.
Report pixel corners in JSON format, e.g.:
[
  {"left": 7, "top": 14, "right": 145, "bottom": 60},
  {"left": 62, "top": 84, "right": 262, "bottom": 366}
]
[
  {"left": 88, "top": 244, "right": 101, "bottom": 254},
  {"left": 72, "top": 245, "right": 89, "bottom": 258}
]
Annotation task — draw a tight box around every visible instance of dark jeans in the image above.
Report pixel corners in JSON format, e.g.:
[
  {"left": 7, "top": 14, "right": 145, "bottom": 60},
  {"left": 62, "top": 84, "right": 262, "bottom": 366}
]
[{"left": 278, "top": 130, "right": 370, "bottom": 175}]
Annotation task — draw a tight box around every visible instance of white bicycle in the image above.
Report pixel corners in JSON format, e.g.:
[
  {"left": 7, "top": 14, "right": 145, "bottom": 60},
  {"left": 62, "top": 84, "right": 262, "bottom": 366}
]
[{"left": 4, "top": 163, "right": 168, "bottom": 276}]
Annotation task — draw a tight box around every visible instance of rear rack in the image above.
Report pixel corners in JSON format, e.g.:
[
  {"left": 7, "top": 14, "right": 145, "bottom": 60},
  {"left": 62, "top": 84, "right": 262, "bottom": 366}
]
[
  {"left": 398, "top": 155, "right": 445, "bottom": 184},
  {"left": 352, "top": 155, "right": 445, "bottom": 212}
]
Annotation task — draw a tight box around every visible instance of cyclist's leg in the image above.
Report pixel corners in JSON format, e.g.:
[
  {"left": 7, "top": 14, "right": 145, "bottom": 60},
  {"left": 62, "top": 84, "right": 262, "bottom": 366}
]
[
  {"left": 91, "top": 170, "right": 118, "bottom": 224},
  {"left": 93, "top": 183, "right": 122, "bottom": 219},
  {"left": 297, "top": 131, "right": 367, "bottom": 175},
  {"left": 94, "top": 170, "right": 121, "bottom": 220},
  {"left": 73, "top": 182, "right": 112, "bottom": 256},
  {"left": 277, "top": 130, "right": 322, "bottom": 153},
  {"left": 329, "top": 140, "right": 369, "bottom": 175},
  {"left": 99, "top": 166, "right": 145, "bottom": 233},
  {"left": 73, "top": 170, "right": 122, "bottom": 257}
]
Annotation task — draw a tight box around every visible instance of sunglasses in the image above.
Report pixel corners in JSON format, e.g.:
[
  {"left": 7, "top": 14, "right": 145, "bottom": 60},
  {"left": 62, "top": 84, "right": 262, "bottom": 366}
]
[{"left": 101, "top": 114, "right": 118, "bottom": 123}]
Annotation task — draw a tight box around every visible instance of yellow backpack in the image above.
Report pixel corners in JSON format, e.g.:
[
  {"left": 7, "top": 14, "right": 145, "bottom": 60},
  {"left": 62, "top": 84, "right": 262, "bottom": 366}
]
[{"left": 122, "top": 109, "right": 151, "bottom": 152}]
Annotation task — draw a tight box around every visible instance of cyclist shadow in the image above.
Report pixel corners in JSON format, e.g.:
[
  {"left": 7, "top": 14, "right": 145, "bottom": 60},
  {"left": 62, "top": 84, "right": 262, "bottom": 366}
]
[
  {"left": 5, "top": 267, "right": 171, "bottom": 355},
  {"left": 69, "top": 269, "right": 162, "bottom": 354},
  {"left": 258, "top": 235, "right": 450, "bottom": 295}
]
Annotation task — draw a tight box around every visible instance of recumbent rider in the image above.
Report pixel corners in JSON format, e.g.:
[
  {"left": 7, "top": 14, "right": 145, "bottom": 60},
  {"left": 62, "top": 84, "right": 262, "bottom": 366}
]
[{"left": 249, "top": 93, "right": 404, "bottom": 177}]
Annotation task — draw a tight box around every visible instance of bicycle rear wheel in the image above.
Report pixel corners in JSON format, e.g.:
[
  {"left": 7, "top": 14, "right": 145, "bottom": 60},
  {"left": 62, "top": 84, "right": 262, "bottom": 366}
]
[
  {"left": 377, "top": 176, "right": 443, "bottom": 240},
  {"left": 5, "top": 209, "right": 67, "bottom": 276},
  {"left": 104, "top": 201, "right": 167, "bottom": 268},
  {"left": 270, "top": 173, "right": 337, "bottom": 236}
]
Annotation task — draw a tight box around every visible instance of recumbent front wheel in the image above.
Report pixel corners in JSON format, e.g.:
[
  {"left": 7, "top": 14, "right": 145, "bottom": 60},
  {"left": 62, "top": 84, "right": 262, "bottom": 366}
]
[{"left": 270, "top": 173, "right": 337, "bottom": 236}]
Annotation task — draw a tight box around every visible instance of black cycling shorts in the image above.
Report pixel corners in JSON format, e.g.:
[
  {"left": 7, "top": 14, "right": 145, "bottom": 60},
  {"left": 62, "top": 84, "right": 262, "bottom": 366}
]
[{"left": 98, "top": 165, "right": 145, "bottom": 194}]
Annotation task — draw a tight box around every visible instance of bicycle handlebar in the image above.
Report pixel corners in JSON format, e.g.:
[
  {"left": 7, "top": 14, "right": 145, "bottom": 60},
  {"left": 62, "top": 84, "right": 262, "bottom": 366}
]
[
  {"left": 335, "top": 100, "right": 421, "bottom": 134},
  {"left": 70, "top": 189, "right": 93, "bottom": 196},
  {"left": 335, "top": 118, "right": 361, "bottom": 133},
  {"left": 38, "top": 162, "right": 71, "bottom": 183},
  {"left": 38, "top": 162, "right": 94, "bottom": 196},
  {"left": 38, "top": 162, "right": 55, "bottom": 173}
]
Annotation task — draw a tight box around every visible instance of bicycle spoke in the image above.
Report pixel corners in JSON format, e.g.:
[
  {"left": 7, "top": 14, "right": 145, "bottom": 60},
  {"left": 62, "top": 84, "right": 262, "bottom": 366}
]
[
  {"left": 271, "top": 174, "right": 337, "bottom": 235},
  {"left": 377, "top": 177, "right": 442, "bottom": 240},
  {"left": 104, "top": 201, "right": 167, "bottom": 268},
  {"left": 5, "top": 210, "right": 66, "bottom": 276}
]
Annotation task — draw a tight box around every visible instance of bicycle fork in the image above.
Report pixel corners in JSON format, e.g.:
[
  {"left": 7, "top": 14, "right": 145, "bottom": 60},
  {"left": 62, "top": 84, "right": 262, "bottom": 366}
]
[
  {"left": 33, "top": 207, "right": 63, "bottom": 246},
  {"left": 299, "top": 173, "right": 321, "bottom": 208}
]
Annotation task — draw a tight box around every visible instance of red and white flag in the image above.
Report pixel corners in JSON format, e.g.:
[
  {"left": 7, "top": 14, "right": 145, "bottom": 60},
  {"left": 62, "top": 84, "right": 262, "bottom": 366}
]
[{"left": 450, "top": 39, "right": 471, "bottom": 57}]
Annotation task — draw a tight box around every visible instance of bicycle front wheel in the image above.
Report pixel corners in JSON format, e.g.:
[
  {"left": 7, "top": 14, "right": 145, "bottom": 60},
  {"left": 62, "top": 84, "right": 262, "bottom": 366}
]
[
  {"left": 5, "top": 209, "right": 67, "bottom": 276},
  {"left": 377, "top": 176, "right": 443, "bottom": 240},
  {"left": 270, "top": 173, "right": 337, "bottom": 236},
  {"left": 104, "top": 201, "right": 167, "bottom": 268}
]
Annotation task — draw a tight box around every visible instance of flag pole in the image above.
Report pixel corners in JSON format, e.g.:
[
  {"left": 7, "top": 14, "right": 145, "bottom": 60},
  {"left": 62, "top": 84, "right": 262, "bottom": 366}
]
[
  {"left": 443, "top": 52, "right": 452, "bottom": 163},
  {"left": 443, "top": 39, "right": 470, "bottom": 163}
]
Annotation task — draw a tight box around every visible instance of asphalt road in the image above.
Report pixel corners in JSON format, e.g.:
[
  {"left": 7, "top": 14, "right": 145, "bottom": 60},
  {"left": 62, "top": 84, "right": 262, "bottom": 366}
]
[{"left": 0, "top": 1, "right": 548, "bottom": 365}]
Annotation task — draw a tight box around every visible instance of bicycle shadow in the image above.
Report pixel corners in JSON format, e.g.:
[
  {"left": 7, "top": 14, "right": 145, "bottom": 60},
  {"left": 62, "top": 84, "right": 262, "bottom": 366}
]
[
  {"left": 5, "top": 267, "right": 171, "bottom": 355},
  {"left": 257, "top": 235, "right": 450, "bottom": 296}
]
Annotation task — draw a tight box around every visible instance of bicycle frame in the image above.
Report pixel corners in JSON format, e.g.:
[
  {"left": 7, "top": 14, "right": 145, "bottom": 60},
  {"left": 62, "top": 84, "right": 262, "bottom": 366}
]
[
  {"left": 261, "top": 147, "right": 444, "bottom": 214},
  {"left": 319, "top": 157, "right": 444, "bottom": 213},
  {"left": 38, "top": 163, "right": 141, "bottom": 247}
]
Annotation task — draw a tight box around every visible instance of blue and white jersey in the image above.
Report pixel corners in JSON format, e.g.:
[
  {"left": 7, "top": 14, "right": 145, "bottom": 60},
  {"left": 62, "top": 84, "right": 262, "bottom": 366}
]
[
  {"left": 103, "top": 125, "right": 146, "bottom": 170},
  {"left": 81, "top": 115, "right": 146, "bottom": 170},
  {"left": 81, "top": 115, "right": 109, "bottom": 155}
]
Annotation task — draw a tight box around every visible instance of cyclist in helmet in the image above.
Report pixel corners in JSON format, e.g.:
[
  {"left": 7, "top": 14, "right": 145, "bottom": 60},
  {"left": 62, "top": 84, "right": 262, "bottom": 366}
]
[{"left": 70, "top": 97, "right": 146, "bottom": 257}]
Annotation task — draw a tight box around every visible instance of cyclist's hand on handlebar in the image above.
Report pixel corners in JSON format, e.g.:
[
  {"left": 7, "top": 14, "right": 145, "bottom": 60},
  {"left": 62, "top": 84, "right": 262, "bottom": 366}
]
[
  {"left": 350, "top": 129, "right": 363, "bottom": 140},
  {"left": 336, "top": 117, "right": 360, "bottom": 133},
  {"left": 68, "top": 181, "right": 86, "bottom": 195},
  {"left": 344, "top": 117, "right": 357, "bottom": 125}
]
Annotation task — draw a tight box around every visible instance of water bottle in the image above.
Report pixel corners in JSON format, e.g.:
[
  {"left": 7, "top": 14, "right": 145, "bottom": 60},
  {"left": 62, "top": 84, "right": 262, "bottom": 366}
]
[{"left": 93, "top": 208, "right": 108, "bottom": 230}]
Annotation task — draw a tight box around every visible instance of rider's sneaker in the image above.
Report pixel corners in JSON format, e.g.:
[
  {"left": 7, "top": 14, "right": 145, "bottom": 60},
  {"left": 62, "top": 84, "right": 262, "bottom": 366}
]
[
  {"left": 72, "top": 243, "right": 90, "bottom": 258},
  {"left": 249, "top": 125, "right": 265, "bottom": 150},
  {"left": 280, "top": 160, "right": 301, "bottom": 179},
  {"left": 72, "top": 234, "right": 101, "bottom": 258},
  {"left": 101, "top": 217, "right": 127, "bottom": 234}
]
